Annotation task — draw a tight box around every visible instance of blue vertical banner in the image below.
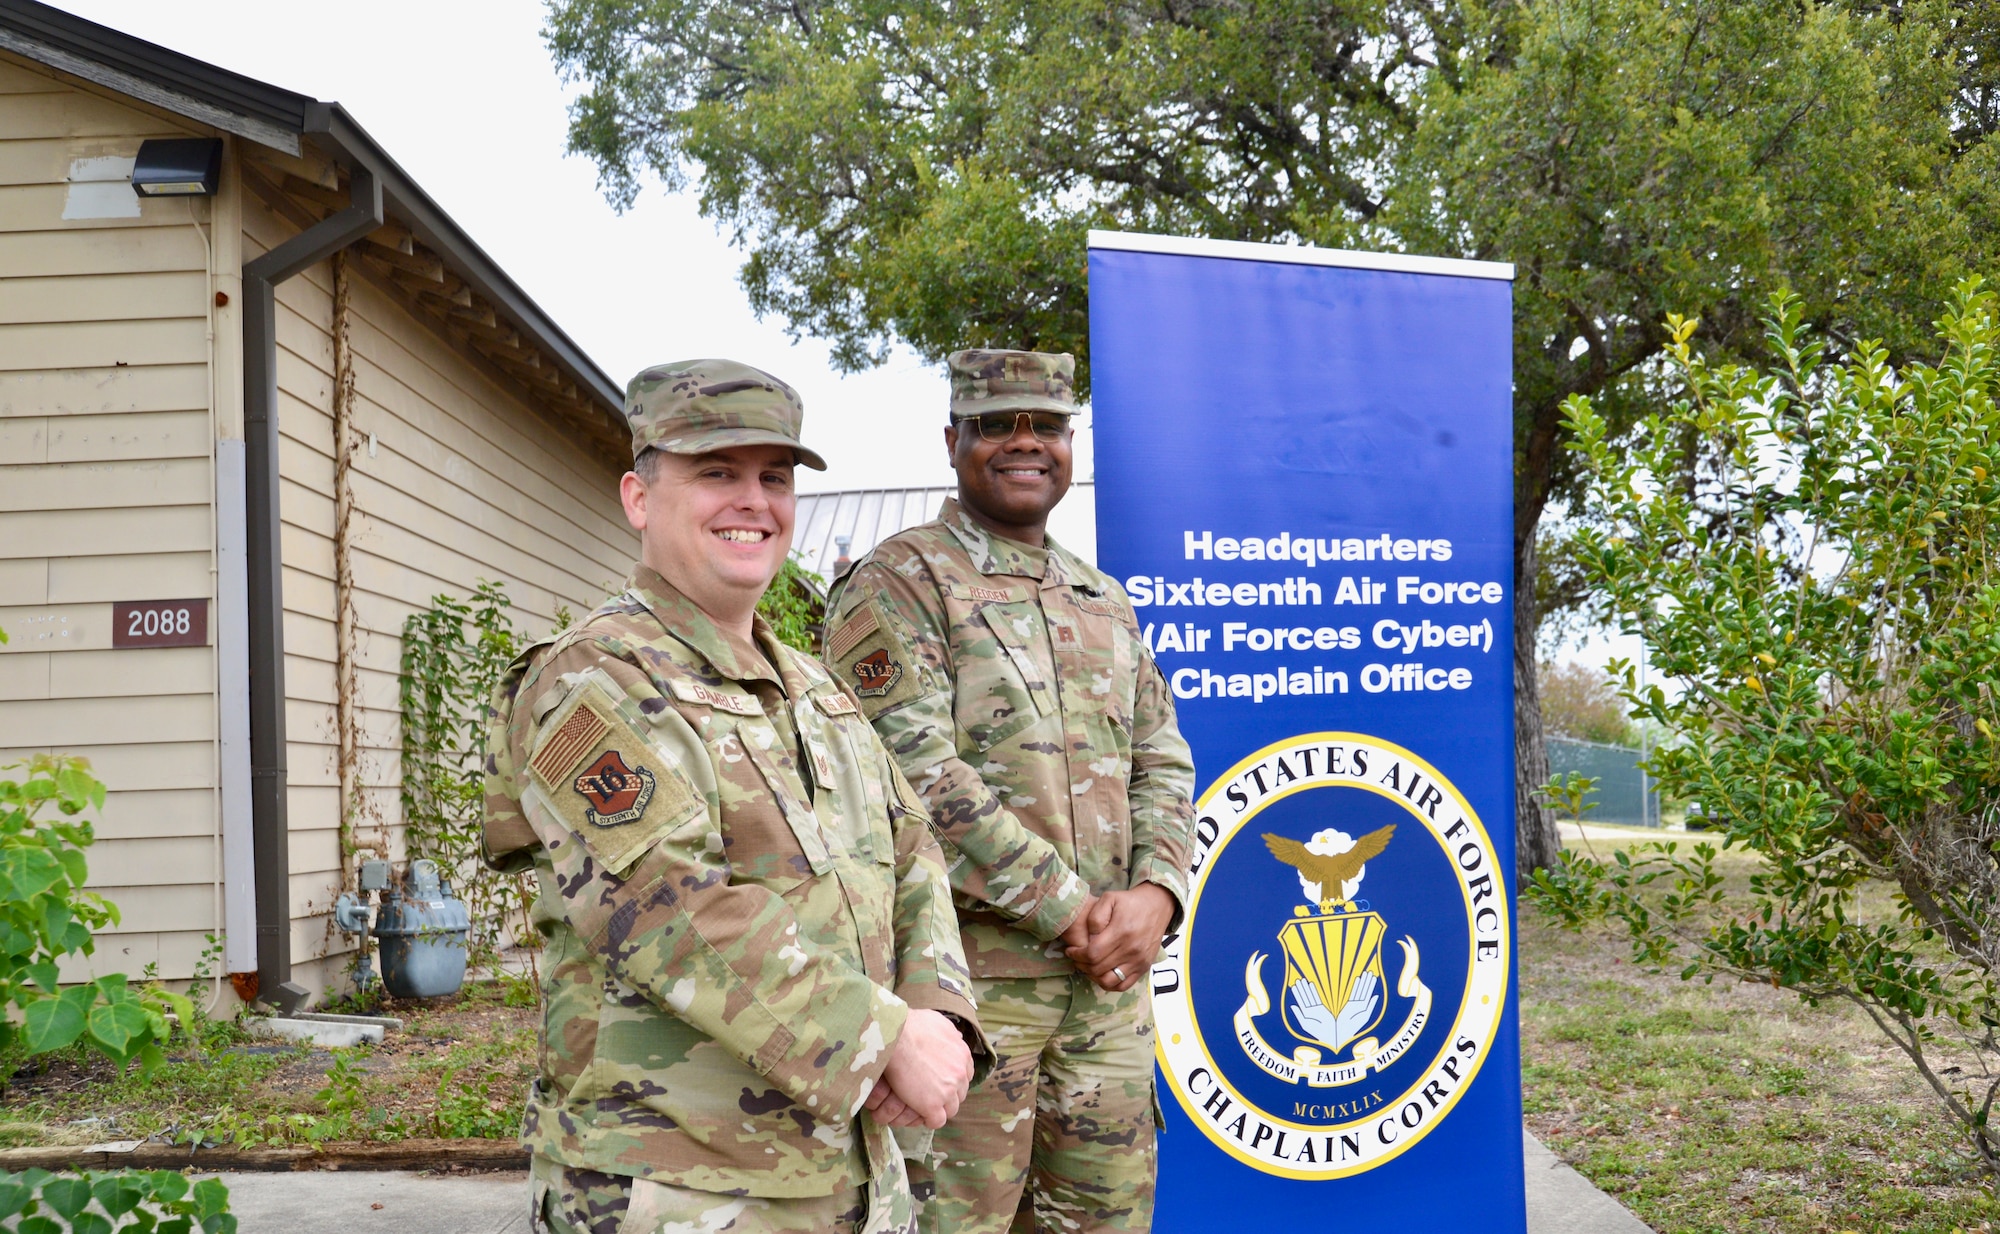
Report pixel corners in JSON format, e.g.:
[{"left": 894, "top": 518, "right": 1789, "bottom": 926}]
[{"left": 1088, "top": 233, "right": 1525, "bottom": 1231}]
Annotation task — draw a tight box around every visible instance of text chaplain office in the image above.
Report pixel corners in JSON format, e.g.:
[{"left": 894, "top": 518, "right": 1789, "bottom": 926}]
[{"left": 1125, "top": 529, "right": 1505, "bottom": 705}]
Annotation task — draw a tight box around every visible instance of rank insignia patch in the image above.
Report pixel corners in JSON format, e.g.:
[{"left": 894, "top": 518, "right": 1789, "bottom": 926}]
[
  {"left": 851, "top": 648, "right": 904, "bottom": 698},
  {"left": 572, "top": 750, "right": 657, "bottom": 827}
]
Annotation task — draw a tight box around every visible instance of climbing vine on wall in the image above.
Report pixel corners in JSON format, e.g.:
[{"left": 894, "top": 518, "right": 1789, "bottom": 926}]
[{"left": 399, "top": 581, "right": 526, "bottom": 972}]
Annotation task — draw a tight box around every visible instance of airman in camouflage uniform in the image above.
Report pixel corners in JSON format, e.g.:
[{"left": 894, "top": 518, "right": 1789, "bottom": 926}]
[
  {"left": 824, "top": 350, "right": 1197, "bottom": 1234},
  {"left": 485, "top": 360, "right": 985, "bottom": 1234}
]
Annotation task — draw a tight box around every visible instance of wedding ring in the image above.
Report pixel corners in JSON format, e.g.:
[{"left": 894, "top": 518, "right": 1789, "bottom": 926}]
[{"left": 1112, "top": 966, "right": 1126, "bottom": 980}]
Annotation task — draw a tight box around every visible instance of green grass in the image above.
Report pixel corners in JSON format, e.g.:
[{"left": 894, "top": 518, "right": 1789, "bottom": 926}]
[
  {"left": 4, "top": 878, "right": 1991, "bottom": 1230},
  {"left": 1521, "top": 890, "right": 2000, "bottom": 1232},
  {"left": 0, "top": 981, "right": 536, "bottom": 1148}
]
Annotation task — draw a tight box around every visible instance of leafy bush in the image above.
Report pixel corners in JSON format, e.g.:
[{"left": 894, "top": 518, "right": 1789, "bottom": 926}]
[
  {"left": 0, "top": 1170, "right": 232, "bottom": 1233},
  {"left": 1555, "top": 281, "right": 2000, "bottom": 1187},
  {"left": 757, "top": 555, "right": 824, "bottom": 654},
  {"left": 0, "top": 647, "right": 224, "bottom": 1224},
  {"left": 432, "top": 1062, "right": 522, "bottom": 1140},
  {"left": 498, "top": 973, "right": 537, "bottom": 1008},
  {"left": 310, "top": 1052, "right": 369, "bottom": 1136},
  {"left": 0, "top": 755, "right": 193, "bottom": 1069},
  {"left": 1541, "top": 771, "right": 1602, "bottom": 832}
]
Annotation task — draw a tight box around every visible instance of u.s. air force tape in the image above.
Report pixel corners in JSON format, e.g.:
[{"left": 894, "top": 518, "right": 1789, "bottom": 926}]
[{"left": 529, "top": 685, "right": 703, "bottom": 876}]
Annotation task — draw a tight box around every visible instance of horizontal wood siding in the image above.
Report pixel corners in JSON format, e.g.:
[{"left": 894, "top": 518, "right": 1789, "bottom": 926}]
[
  {"left": 248, "top": 196, "right": 633, "bottom": 992},
  {"left": 0, "top": 54, "right": 220, "bottom": 985},
  {"left": 0, "top": 48, "right": 633, "bottom": 999}
]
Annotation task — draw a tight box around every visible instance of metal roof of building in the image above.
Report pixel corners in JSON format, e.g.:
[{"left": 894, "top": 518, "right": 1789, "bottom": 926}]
[{"left": 795, "top": 483, "right": 1098, "bottom": 582}]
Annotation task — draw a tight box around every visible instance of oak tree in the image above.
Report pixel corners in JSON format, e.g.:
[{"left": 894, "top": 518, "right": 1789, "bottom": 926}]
[{"left": 546, "top": 0, "right": 1999, "bottom": 871}]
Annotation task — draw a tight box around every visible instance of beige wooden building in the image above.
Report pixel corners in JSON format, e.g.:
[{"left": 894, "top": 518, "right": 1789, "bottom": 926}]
[{"left": 0, "top": 1, "right": 637, "bottom": 1008}]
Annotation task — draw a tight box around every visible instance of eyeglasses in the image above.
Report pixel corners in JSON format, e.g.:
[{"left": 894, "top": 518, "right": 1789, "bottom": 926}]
[{"left": 969, "top": 411, "right": 1072, "bottom": 442}]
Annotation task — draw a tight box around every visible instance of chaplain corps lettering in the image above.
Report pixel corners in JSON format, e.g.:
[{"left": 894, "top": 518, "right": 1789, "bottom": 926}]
[{"left": 1152, "top": 732, "right": 1509, "bottom": 1178}]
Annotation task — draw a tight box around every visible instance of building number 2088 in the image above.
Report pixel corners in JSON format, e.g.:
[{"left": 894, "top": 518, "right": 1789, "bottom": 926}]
[
  {"left": 112, "top": 600, "right": 208, "bottom": 650},
  {"left": 126, "top": 607, "right": 193, "bottom": 638}
]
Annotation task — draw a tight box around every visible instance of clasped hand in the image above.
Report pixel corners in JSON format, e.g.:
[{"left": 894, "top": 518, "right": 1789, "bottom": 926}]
[
  {"left": 1061, "top": 883, "right": 1175, "bottom": 995},
  {"left": 863, "top": 885, "right": 1176, "bottom": 1130},
  {"left": 865, "top": 1008, "right": 974, "bottom": 1129}
]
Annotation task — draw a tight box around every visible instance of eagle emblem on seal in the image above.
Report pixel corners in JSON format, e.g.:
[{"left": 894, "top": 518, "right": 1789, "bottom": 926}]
[{"left": 1236, "top": 822, "right": 1433, "bottom": 1082}]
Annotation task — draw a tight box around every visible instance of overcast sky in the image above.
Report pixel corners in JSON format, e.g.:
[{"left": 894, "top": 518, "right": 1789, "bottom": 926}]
[{"left": 53, "top": 0, "right": 1085, "bottom": 493}]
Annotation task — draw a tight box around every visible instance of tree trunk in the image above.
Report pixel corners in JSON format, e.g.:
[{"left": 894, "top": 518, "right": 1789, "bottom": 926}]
[{"left": 1514, "top": 532, "right": 1561, "bottom": 881}]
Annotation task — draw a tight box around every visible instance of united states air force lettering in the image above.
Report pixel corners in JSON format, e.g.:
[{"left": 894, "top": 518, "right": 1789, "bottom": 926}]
[{"left": 1151, "top": 732, "right": 1510, "bottom": 1178}]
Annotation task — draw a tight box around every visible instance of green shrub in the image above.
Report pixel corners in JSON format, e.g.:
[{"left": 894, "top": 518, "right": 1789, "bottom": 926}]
[
  {"left": 432, "top": 1063, "right": 521, "bottom": 1141},
  {"left": 0, "top": 754, "right": 193, "bottom": 1070},
  {"left": 0, "top": 1169, "right": 232, "bottom": 1233},
  {"left": 0, "top": 648, "right": 225, "bottom": 1222},
  {"left": 401, "top": 581, "right": 525, "bottom": 973},
  {"left": 757, "top": 555, "right": 825, "bottom": 654},
  {"left": 1557, "top": 281, "right": 2000, "bottom": 1188}
]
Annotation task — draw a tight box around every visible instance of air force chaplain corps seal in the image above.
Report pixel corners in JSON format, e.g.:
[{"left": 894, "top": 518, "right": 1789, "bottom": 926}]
[{"left": 1153, "top": 733, "right": 1510, "bottom": 1178}]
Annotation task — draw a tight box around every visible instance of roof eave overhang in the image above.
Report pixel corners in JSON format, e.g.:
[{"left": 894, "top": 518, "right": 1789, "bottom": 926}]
[
  {"left": 311, "top": 104, "right": 629, "bottom": 425},
  {"left": 0, "top": 0, "right": 308, "bottom": 152},
  {"left": 0, "top": 0, "right": 627, "bottom": 438}
]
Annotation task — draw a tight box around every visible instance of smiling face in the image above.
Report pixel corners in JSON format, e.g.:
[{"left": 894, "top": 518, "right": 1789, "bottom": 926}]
[
  {"left": 619, "top": 443, "right": 796, "bottom": 637},
  {"left": 945, "top": 414, "right": 1074, "bottom": 544}
]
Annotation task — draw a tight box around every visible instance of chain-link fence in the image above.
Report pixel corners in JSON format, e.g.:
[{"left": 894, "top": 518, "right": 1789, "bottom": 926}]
[{"left": 1547, "top": 736, "right": 1660, "bottom": 826}]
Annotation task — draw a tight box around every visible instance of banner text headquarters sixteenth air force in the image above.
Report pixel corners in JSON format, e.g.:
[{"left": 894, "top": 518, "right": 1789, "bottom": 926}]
[{"left": 1126, "top": 530, "right": 1504, "bottom": 704}]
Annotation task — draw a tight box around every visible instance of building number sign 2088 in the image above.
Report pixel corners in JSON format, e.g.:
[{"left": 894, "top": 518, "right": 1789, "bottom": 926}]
[{"left": 112, "top": 599, "right": 207, "bottom": 649}]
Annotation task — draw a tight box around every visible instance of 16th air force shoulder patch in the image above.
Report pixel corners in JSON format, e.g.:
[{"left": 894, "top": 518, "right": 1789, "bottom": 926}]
[
  {"left": 826, "top": 599, "right": 918, "bottom": 710},
  {"left": 1152, "top": 732, "right": 1509, "bottom": 1178}
]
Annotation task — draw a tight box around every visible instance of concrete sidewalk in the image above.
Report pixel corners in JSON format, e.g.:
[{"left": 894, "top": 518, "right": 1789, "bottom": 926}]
[
  {"left": 204, "top": 1169, "right": 531, "bottom": 1233},
  {"left": 204, "top": 1132, "right": 1652, "bottom": 1232},
  {"left": 1524, "top": 1133, "right": 1653, "bottom": 1233}
]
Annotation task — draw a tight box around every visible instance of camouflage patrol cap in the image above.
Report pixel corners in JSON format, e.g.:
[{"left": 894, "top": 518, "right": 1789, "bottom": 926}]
[
  {"left": 947, "top": 349, "right": 1076, "bottom": 420},
  {"left": 625, "top": 359, "right": 828, "bottom": 470}
]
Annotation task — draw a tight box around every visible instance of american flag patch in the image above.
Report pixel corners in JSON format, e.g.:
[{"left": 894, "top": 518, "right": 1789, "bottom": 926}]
[
  {"left": 826, "top": 605, "right": 879, "bottom": 661},
  {"left": 531, "top": 702, "right": 610, "bottom": 786}
]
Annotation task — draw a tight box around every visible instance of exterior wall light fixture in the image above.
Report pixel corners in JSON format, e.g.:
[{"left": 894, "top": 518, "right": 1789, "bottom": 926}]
[{"left": 130, "top": 138, "right": 222, "bottom": 197}]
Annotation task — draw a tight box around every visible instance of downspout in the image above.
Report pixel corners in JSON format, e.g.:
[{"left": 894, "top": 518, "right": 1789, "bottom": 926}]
[{"left": 242, "top": 155, "right": 381, "bottom": 1012}]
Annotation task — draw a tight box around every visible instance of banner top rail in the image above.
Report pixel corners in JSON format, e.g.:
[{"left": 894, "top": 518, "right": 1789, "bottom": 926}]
[{"left": 1087, "top": 229, "right": 1515, "bottom": 282}]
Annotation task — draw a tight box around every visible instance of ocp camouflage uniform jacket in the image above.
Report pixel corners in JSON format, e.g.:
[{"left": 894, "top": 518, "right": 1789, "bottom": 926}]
[
  {"left": 824, "top": 498, "right": 1198, "bottom": 977},
  {"left": 483, "top": 565, "right": 982, "bottom": 1197}
]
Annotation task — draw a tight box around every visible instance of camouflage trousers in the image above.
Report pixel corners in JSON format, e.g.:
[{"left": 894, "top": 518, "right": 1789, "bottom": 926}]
[
  {"left": 909, "top": 973, "right": 1156, "bottom": 1234},
  {"left": 530, "top": 1152, "right": 915, "bottom": 1234}
]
